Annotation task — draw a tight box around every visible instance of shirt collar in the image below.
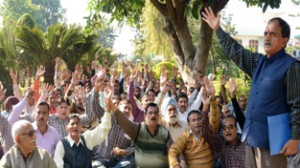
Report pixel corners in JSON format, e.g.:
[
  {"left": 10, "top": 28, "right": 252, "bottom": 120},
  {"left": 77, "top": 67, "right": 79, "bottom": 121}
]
[
  {"left": 67, "top": 135, "right": 83, "bottom": 147},
  {"left": 32, "top": 122, "right": 49, "bottom": 132},
  {"left": 265, "top": 49, "right": 286, "bottom": 63},
  {"left": 189, "top": 129, "right": 200, "bottom": 141}
]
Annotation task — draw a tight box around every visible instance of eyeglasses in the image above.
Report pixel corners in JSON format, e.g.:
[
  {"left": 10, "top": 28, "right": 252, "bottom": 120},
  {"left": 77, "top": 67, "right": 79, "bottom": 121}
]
[
  {"left": 21, "top": 130, "right": 36, "bottom": 137},
  {"left": 222, "top": 125, "right": 235, "bottom": 131}
]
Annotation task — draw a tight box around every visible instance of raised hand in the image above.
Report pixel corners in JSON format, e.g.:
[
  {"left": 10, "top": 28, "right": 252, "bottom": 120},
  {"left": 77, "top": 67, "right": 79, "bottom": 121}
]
[
  {"left": 202, "top": 7, "right": 221, "bottom": 31},
  {"left": 104, "top": 84, "right": 113, "bottom": 113},
  {"left": 25, "top": 88, "right": 35, "bottom": 103},
  {"left": 130, "top": 69, "right": 138, "bottom": 82},
  {"left": 40, "top": 83, "right": 50, "bottom": 101},
  {"left": 95, "top": 66, "right": 107, "bottom": 92},
  {"left": 173, "top": 67, "right": 178, "bottom": 79},
  {"left": 201, "top": 86, "right": 210, "bottom": 109},
  {"left": 161, "top": 81, "right": 171, "bottom": 95},
  {"left": 0, "top": 81, "right": 7, "bottom": 102},
  {"left": 229, "top": 78, "right": 238, "bottom": 98},
  {"left": 220, "top": 75, "right": 227, "bottom": 86},
  {"left": 203, "top": 76, "right": 215, "bottom": 97},
  {"left": 70, "top": 70, "right": 80, "bottom": 88},
  {"left": 36, "top": 65, "right": 46, "bottom": 79},
  {"left": 9, "top": 70, "right": 18, "bottom": 84},
  {"left": 160, "top": 67, "right": 168, "bottom": 85}
]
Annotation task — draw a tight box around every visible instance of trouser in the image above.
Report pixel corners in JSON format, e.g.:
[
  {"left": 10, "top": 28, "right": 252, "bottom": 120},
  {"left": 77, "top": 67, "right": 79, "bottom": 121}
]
[
  {"left": 92, "top": 155, "right": 135, "bottom": 168},
  {"left": 287, "top": 151, "right": 300, "bottom": 168},
  {"left": 245, "top": 145, "right": 287, "bottom": 168}
]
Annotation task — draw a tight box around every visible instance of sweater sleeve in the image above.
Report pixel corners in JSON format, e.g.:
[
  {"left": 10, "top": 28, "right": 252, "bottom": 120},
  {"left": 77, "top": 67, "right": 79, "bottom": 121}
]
[{"left": 168, "top": 132, "right": 187, "bottom": 167}]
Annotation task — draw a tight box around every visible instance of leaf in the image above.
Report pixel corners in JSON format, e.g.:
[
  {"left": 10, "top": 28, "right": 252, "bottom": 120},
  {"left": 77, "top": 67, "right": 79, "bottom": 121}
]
[{"left": 191, "top": 4, "right": 199, "bottom": 19}]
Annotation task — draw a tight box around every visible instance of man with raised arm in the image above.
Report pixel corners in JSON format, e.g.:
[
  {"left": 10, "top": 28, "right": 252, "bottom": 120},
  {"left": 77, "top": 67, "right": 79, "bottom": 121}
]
[{"left": 203, "top": 7, "right": 300, "bottom": 167}]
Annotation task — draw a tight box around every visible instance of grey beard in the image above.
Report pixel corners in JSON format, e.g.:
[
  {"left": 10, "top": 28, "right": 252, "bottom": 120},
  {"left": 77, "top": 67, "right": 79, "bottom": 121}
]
[{"left": 168, "top": 116, "right": 178, "bottom": 125}]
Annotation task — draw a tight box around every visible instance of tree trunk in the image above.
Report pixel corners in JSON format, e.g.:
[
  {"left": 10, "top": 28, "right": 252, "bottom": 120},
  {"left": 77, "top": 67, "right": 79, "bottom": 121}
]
[
  {"left": 193, "top": 20, "right": 214, "bottom": 74},
  {"left": 44, "top": 63, "right": 55, "bottom": 85},
  {"left": 152, "top": 0, "right": 229, "bottom": 82}
]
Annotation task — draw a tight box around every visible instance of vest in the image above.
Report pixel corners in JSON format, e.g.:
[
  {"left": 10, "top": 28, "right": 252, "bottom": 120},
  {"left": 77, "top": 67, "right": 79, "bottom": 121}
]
[
  {"left": 242, "top": 49, "right": 297, "bottom": 148},
  {"left": 62, "top": 136, "right": 92, "bottom": 168},
  {"left": 135, "top": 123, "right": 169, "bottom": 168}
]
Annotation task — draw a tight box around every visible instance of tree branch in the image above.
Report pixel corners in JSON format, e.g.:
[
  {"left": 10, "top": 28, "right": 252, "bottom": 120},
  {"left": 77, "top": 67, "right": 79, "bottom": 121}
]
[
  {"left": 150, "top": 0, "right": 168, "bottom": 17},
  {"left": 163, "top": 19, "right": 184, "bottom": 65},
  {"left": 173, "top": 0, "right": 184, "bottom": 21},
  {"left": 165, "top": 0, "right": 176, "bottom": 20}
]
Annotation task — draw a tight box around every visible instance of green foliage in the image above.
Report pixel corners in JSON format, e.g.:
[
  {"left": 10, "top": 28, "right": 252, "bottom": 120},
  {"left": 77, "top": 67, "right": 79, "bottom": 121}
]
[
  {"left": 17, "top": 13, "right": 35, "bottom": 29},
  {"left": 241, "top": 0, "right": 281, "bottom": 12},
  {"left": 1, "top": 0, "right": 65, "bottom": 31},
  {"left": 213, "top": 78, "right": 251, "bottom": 98},
  {"left": 16, "top": 23, "right": 99, "bottom": 83},
  {"left": 87, "top": 0, "right": 144, "bottom": 28},
  {"left": 152, "top": 61, "right": 176, "bottom": 79},
  {"left": 0, "top": 25, "right": 18, "bottom": 80},
  {"left": 137, "top": 0, "right": 174, "bottom": 61},
  {"left": 96, "top": 20, "right": 117, "bottom": 48},
  {"left": 32, "top": 0, "right": 66, "bottom": 31}
]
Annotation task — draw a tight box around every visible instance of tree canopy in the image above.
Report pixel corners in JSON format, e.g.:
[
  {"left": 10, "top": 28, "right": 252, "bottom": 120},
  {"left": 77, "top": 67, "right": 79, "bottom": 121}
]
[
  {"left": 86, "top": 0, "right": 297, "bottom": 81},
  {"left": 0, "top": 0, "right": 65, "bottom": 31}
]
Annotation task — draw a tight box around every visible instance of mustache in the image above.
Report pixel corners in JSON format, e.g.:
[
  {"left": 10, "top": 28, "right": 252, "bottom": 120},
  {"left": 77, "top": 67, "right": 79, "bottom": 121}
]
[
  {"left": 30, "top": 140, "right": 36, "bottom": 144},
  {"left": 150, "top": 117, "right": 157, "bottom": 120},
  {"left": 39, "top": 118, "right": 44, "bottom": 122},
  {"left": 170, "top": 115, "right": 177, "bottom": 118},
  {"left": 265, "top": 41, "right": 271, "bottom": 45}
]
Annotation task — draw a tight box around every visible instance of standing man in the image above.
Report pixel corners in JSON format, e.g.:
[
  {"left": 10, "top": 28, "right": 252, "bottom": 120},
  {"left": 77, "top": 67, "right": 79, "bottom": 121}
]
[
  {"left": 0, "top": 120, "right": 56, "bottom": 168},
  {"left": 203, "top": 7, "right": 300, "bottom": 167}
]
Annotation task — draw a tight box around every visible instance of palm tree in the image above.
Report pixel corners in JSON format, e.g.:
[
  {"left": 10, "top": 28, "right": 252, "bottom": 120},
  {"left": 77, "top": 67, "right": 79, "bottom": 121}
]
[
  {"left": 16, "top": 23, "right": 98, "bottom": 84},
  {"left": 0, "top": 24, "right": 19, "bottom": 96}
]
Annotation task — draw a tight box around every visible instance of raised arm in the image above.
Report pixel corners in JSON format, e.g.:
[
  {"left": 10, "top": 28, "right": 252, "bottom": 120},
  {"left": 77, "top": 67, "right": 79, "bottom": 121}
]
[
  {"left": 202, "top": 7, "right": 261, "bottom": 78},
  {"left": 229, "top": 78, "right": 245, "bottom": 128},
  {"left": 8, "top": 89, "right": 34, "bottom": 125},
  {"left": 9, "top": 70, "right": 22, "bottom": 100},
  {"left": 128, "top": 69, "right": 144, "bottom": 122},
  {"left": 200, "top": 77, "right": 222, "bottom": 152},
  {"left": 220, "top": 75, "right": 229, "bottom": 105},
  {"left": 33, "top": 65, "right": 46, "bottom": 102}
]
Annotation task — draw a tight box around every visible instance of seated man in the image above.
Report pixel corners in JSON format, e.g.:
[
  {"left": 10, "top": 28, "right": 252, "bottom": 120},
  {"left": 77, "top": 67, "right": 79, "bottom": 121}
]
[
  {"left": 169, "top": 77, "right": 221, "bottom": 168},
  {"left": 54, "top": 111, "right": 111, "bottom": 168},
  {"left": 92, "top": 100, "right": 135, "bottom": 168},
  {"left": 0, "top": 120, "right": 56, "bottom": 168},
  {"left": 110, "top": 101, "right": 172, "bottom": 168}
]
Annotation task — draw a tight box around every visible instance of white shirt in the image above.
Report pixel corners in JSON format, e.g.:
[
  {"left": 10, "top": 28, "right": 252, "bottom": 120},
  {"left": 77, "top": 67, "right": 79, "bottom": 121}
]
[{"left": 53, "top": 112, "right": 111, "bottom": 168}]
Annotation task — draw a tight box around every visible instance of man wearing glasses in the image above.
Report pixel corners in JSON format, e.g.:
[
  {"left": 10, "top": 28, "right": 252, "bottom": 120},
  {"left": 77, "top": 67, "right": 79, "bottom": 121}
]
[
  {"left": 8, "top": 90, "right": 60, "bottom": 157},
  {"left": 0, "top": 120, "right": 57, "bottom": 167}
]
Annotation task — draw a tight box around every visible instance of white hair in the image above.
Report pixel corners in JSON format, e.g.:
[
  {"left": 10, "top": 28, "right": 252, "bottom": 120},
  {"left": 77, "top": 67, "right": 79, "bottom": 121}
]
[{"left": 11, "top": 120, "right": 32, "bottom": 143}]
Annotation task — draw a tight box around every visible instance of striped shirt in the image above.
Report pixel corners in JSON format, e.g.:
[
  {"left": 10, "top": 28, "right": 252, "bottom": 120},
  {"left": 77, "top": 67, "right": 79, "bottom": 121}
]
[{"left": 0, "top": 115, "right": 14, "bottom": 153}]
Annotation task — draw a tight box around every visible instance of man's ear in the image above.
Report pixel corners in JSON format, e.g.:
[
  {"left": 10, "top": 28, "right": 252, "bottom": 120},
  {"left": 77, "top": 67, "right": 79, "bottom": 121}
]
[
  {"left": 283, "top": 38, "right": 289, "bottom": 46},
  {"left": 16, "top": 135, "right": 21, "bottom": 143}
]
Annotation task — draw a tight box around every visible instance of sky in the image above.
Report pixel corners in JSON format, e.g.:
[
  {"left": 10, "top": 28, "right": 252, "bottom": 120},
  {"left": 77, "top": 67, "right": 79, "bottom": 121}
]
[{"left": 0, "top": 0, "right": 299, "bottom": 55}]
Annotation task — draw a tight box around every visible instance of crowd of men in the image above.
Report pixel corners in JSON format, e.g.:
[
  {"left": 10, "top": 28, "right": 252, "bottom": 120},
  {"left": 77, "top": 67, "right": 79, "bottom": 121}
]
[{"left": 0, "top": 7, "right": 299, "bottom": 168}]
